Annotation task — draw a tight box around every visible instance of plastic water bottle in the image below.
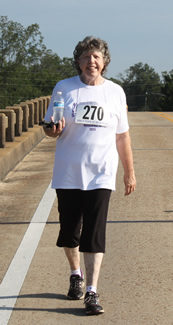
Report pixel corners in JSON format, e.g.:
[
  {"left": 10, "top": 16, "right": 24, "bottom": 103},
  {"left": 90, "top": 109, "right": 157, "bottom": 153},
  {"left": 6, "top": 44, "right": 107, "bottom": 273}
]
[{"left": 53, "top": 91, "right": 64, "bottom": 126}]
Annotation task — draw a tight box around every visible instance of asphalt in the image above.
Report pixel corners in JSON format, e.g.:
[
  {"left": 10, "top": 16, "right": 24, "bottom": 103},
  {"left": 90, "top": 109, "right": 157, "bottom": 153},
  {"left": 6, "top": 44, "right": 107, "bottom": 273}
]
[{"left": 0, "top": 112, "right": 173, "bottom": 325}]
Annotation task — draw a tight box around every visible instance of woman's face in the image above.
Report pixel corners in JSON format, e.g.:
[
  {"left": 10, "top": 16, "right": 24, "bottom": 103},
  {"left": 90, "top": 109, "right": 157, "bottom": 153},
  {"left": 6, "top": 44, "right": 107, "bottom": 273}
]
[{"left": 78, "top": 50, "right": 105, "bottom": 84}]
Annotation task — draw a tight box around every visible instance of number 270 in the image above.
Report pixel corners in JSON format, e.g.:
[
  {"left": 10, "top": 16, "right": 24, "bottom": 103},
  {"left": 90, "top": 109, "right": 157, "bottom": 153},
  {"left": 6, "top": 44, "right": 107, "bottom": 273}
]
[{"left": 82, "top": 105, "right": 104, "bottom": 121}]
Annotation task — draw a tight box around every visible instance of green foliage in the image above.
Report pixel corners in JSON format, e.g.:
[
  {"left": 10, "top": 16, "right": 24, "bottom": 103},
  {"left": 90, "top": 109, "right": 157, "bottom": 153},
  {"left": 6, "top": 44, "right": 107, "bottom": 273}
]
[
  {"left": 109, "top": 77, "right": 122, "bottom": 87},
  {"left": 0, "top": 16, "right": 76, "bottom": 109},
  {"left": 0, "top": 16, "right": 45, "bottom": 68},
  {"left": 160, "top": 70, "right": 173, "bottom": 111},
  {"left": 0, "top": 16, "right": 172, "bottom": 112},
  {"left": 118, "top": 62, "right": 162, "bottom": 111}
]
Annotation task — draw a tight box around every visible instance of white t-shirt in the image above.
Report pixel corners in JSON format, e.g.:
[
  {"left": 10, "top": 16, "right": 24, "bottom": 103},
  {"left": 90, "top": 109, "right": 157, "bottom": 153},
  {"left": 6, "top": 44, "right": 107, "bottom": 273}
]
[{"left": 44, "top": 75, "right": 129, "bottom": 190}]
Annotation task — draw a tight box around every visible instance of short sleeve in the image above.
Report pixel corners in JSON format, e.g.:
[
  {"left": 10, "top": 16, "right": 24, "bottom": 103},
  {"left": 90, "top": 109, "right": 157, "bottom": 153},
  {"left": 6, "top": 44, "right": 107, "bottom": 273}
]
[{"left": 116, "top": 88, "right": 129, "bottom": 134}]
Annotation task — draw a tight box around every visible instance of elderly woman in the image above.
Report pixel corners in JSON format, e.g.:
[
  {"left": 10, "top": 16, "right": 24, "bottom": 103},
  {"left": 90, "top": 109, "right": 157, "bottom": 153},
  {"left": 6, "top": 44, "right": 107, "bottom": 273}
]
[{"left": 43, "top": 36, "right": 136, "bottom": 315}]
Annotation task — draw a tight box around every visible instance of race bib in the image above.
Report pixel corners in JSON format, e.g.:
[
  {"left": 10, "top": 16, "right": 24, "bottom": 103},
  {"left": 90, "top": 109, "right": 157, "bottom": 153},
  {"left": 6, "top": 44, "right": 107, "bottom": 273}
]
[{"left": 75, "top": 101, "right": 109, "bottom": 126}]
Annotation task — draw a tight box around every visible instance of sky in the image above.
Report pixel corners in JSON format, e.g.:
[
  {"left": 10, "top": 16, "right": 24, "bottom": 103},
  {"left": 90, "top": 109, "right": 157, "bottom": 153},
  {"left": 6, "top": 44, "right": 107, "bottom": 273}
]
[{"left": 1, "top": 0, "right": 173, "bottom": 79}]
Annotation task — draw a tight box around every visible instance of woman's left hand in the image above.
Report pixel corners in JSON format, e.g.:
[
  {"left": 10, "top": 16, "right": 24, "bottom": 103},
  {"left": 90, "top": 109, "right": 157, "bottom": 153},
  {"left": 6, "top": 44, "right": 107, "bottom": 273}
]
[{"left": 124, "top": 171, "right": 136, "bottom": 196}]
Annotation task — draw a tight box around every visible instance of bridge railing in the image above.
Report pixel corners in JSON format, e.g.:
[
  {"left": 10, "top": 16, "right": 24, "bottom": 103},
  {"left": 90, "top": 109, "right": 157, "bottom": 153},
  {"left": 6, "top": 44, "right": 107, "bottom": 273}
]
[{"left": 0, "top": 96, "right": 51, "bottom": 148}]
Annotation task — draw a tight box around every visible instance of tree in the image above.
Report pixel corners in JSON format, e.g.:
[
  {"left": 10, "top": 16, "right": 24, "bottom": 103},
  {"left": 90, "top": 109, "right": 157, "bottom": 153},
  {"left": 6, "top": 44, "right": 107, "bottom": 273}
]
[
  {"left": 120, "top": 62, "right": 161, "bottom": 111},
  {"left": 0, "top": 16, "right": 45, "bottom": 68},
  {"left": 0, "top": 16, "right": 47, "bottom": 108},
  {"left": 0, "top": 16, "right": 77, "bottom": 109},
  {"left": 1, "top": 17, "right": 171, "bottom": 112},
  {"left": 109, "top": 77, "right": 122, "bottom": 87},
  {"left": 159, "top": 70, "right": 173, "bottom": 111},
  {"left": 29, "top": 54, "right": 76, "bottom": 96}
]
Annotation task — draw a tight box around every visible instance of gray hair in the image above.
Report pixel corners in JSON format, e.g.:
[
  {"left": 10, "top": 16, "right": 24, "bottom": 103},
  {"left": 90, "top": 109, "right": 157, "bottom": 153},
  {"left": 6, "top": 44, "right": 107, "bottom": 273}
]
[{"left": 73, "top": 36, "right": 111, "bottom": 75}]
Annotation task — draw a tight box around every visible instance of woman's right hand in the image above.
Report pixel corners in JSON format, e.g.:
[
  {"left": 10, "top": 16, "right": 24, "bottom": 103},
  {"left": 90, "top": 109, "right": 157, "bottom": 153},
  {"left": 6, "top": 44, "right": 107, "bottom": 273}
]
[{"left": 43, "top": 116, "right": 65, "bottom": 137}]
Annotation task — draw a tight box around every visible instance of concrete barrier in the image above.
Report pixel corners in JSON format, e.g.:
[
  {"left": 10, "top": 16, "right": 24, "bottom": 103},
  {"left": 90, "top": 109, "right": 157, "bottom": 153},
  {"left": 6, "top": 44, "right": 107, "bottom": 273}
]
[
  {"left": 0, "top": 95, "right": 51, "bottom": 180},
  {"left": 25, "top": 101, "right": 34, "bottom": 127},
  {"left": 41, "top": 97, "right": 47, "bottom": 117},
  {"left": 41, "top": 96, "right": 51, "bottom": 117},
  {"left": 0, "top": 109, "right": 16, "bottom": 142},
  {"left": 30, "top": 100, "right": 39, "bottom": 124},
  {"left": 28, "top": 102, "right": 35, "bottom": 127},
  {"left": 14, "top": 103, "right": 29, "bottom": 132},
  {"left": 0, "top": 114, "right": 8, "bottom": 148},
  {"left": 0, "top": 126, "right": 45, "bottom": 181},
  {"left": 47, "top": 96, "right": 51, "bottom": 108},
  {"left": 6, "top": 106, "right": 23, "bottom": 136},
  {"left": 37, "top": 98, "right": 44, "bottom": 122}
]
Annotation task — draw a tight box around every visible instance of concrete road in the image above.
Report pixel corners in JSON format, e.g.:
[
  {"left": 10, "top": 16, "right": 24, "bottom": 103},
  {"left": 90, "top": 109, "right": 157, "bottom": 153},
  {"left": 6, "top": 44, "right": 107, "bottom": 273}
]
[{"left": 0, "top": 112, "right": 173, "bottom": 325}]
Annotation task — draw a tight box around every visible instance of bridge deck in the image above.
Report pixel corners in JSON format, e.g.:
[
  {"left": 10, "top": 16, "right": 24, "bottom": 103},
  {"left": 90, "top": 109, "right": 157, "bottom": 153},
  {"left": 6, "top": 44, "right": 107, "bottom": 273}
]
[{"left": 0, "top": 112, "right": 173, "bottom": 325}]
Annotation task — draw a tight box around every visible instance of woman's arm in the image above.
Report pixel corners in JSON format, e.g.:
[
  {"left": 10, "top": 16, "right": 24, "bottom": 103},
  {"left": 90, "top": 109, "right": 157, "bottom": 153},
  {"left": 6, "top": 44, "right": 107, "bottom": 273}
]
[{"left": 116, "top": 131, "right": 136, "bottom": 196}]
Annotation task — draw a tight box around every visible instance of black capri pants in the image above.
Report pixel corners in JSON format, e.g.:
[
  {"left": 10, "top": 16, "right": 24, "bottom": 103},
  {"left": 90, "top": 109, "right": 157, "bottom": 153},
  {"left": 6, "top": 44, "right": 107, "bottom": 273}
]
[{"left": 56, "top": 189, "right": 111, "bottom": 253}]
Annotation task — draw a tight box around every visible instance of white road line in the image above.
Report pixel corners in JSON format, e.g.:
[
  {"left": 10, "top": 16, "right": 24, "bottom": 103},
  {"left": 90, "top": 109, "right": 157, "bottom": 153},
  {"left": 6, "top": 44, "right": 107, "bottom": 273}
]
[{"left": 0, "top": 181, "right": 56, "bottom": 325}]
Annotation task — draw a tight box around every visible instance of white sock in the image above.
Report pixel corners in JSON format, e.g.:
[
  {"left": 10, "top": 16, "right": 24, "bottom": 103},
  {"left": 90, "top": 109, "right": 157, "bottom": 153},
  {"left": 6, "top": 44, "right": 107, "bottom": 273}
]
[
  {"left": 71, "top": 267, "right": 81, "bottom": 276},
  {"left": 86, "top": 286, "right": 97, "bottom": 293}
]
